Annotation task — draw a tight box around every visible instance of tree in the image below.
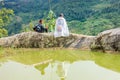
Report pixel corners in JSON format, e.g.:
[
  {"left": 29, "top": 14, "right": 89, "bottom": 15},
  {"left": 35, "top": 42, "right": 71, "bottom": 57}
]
[
  {"left": 45, "top": 10, "right": 56, "bottom": 32},
  {"left": 0, "top": 8, "right": 14, "bottom": 37}
]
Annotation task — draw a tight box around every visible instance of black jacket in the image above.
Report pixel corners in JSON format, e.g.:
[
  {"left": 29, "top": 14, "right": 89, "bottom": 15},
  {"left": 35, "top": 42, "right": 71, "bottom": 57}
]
[{"left": 33, "top": 23, "right": 47, "bottom": 32}]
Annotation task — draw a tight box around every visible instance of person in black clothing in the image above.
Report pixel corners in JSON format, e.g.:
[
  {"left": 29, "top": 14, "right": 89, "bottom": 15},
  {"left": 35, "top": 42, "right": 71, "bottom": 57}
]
[{"left": 33, "top": 19, "right": 48, "bottom": 33}]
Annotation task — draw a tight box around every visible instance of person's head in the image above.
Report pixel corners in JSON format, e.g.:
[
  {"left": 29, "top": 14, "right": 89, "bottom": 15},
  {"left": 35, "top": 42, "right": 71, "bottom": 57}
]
[
  {"left": 59, "top": 13, "right": 64, "bottom": 17},
  {"left": 39, "top": 19, "right": 43, "bottom": 24}
]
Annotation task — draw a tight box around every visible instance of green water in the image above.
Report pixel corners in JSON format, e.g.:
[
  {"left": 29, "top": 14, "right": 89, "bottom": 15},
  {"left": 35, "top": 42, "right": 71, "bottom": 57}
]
[{"left": 0, "top": 48, "right": 120, "bottom": 80}]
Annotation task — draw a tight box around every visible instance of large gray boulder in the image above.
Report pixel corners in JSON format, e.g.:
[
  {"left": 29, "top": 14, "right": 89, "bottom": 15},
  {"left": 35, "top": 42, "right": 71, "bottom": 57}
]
[
  {"left": 0, "top": 32, "right": 95, "bottom": 49},
  {"left": 90, "top": 28, "right": 120, "bottom": 52}
]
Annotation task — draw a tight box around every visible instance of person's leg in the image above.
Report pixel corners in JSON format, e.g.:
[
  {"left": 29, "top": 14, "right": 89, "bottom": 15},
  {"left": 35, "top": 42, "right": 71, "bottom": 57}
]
[{"left": 44, "top": 28, "right": 48, "bottom": 32}]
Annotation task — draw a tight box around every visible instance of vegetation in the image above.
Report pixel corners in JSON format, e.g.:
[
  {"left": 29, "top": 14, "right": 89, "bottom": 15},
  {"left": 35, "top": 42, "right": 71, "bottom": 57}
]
[
  {"left": 45, "top": 10, "right": 56, "bottom": 32},
  {"left": 0, "top": 8, "right": 14, "bottom": 37},
  {"left": 0, "top": 0, "right": 120, "bottom": 35}
]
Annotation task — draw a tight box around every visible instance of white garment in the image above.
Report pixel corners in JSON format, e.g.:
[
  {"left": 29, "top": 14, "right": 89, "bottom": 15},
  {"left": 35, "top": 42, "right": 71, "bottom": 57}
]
[{"left": 54, "top": 17, "right": 69, "bottom": 37}]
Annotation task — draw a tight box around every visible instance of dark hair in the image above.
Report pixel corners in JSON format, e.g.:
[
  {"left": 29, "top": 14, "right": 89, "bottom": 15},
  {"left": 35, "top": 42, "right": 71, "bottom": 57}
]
[
  {"left": 39, "top": 19, "right": 42, "bottom": 23},
  {"left": 59, "top": 13, "right": 64, "bottom": 17}
]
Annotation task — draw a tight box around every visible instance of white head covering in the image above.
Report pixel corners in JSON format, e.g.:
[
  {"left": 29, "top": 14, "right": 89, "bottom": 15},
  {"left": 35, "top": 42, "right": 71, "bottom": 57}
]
[{"left": 54, "top": 15, "right": 69, "bottom": 37}]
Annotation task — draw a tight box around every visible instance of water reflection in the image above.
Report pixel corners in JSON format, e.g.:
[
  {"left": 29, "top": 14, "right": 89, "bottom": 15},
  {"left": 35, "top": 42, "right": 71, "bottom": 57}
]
[
  {"left": 0, "top": 61, "right": 41, "bottom": 80},
  {"left": 34, "top": 61, "right": 70, "bottom": 80},
  {"left": 0, "top": 60, "right": 120, "bottom": 80},
  {"left": 35, "top": 63, "right": 49, "bottom": 75},
  {"left": 56, "top": 62, "right": 70, "bottom": 80},
  {"left": 67, "top": 61, "right": 120, "bottom": 80}
]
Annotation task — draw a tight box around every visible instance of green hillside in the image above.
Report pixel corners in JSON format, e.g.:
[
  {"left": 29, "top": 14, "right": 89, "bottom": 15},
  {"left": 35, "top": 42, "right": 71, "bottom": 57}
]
[{"left": 1, "top": 0, "right": 120, "bottom": 35}]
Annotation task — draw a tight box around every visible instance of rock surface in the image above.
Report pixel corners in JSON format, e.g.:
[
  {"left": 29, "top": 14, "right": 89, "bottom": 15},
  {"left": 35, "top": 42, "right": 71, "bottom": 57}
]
[
  {"left": 0, "top": 32, "right": 95, "bottom": 49},
  {"left": 90, "top": 28, "right": 120, "bottom": 51},
  {"left": 1, "top": 28, "right": 119, "bottom": 52}
]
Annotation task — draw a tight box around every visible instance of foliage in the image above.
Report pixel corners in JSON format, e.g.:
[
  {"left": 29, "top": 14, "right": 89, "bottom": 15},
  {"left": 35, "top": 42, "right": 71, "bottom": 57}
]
[
  {"left": 44, "top": 10, "right": 56, "bottom": 32},
  {"left": 69, "top": 17, "right": 113, "bottom": 35},
  {"left": 2, "top": 0, "right": 120, "bottom": 35},
  {"left": 21, "top": 21, "right": 35, "bottom": 32},
  {"left": 0, "top": 28, "right": 8, "bottom": 37},
  {"left": 0, "top": 8, "right": 14, "bottom": 37},
  {"left": 0, "top": 8, "right": 14, "bottom": 26},
  {"left": 20, "top": 10, "right": 56, "bottom": 33}
]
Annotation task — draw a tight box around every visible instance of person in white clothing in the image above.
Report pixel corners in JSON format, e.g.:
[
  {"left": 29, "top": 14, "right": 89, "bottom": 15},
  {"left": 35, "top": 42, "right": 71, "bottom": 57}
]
[{"left": 54, "top": 13, "right": 69, "bottom": 37}]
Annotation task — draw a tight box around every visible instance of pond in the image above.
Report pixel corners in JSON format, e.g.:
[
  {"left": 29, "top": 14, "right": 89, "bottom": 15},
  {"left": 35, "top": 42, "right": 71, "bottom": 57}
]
[{"left": 0, "top": 48, "right": 120, "bottom": 80}]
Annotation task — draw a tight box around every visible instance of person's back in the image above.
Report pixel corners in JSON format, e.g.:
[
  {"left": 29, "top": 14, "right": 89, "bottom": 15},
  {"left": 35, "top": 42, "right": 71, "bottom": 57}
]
[
  {"left": 54, "top": 13, "right": 69, "bottom": 37},
  {"left": 33, "top": 19, "right": 48, "bottom": 33}
]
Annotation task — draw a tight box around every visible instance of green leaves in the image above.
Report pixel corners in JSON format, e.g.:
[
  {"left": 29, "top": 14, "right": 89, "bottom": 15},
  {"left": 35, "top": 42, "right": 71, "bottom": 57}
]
[
  {"left": 45, "top": 10, "right": 56, "bottom": 32},
  {"left": 0, "top": 28, "right": 8, "bottom": 37},
  {"left": 2, "top": 0, "right": 120, "bottom": 35},
  {"left": 0, "top": 8, "right": 14, "bottom": 26},
  {"left": 68, "top": 17, "right": 114, "bottom": 35},
  {"left": 0, "top": 8, "right": 14, "bottom": 37}
]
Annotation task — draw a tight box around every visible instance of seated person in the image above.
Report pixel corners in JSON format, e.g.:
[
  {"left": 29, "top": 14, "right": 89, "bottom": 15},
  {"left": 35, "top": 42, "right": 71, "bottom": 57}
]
[{"left": 33, "top": 19, "right": 48, "bottom": 33}]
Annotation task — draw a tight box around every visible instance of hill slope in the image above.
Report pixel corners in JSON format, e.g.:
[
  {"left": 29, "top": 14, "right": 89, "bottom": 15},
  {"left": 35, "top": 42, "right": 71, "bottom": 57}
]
[{"left": 2, "top": 0, "right": 120, "bottom": 35}]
